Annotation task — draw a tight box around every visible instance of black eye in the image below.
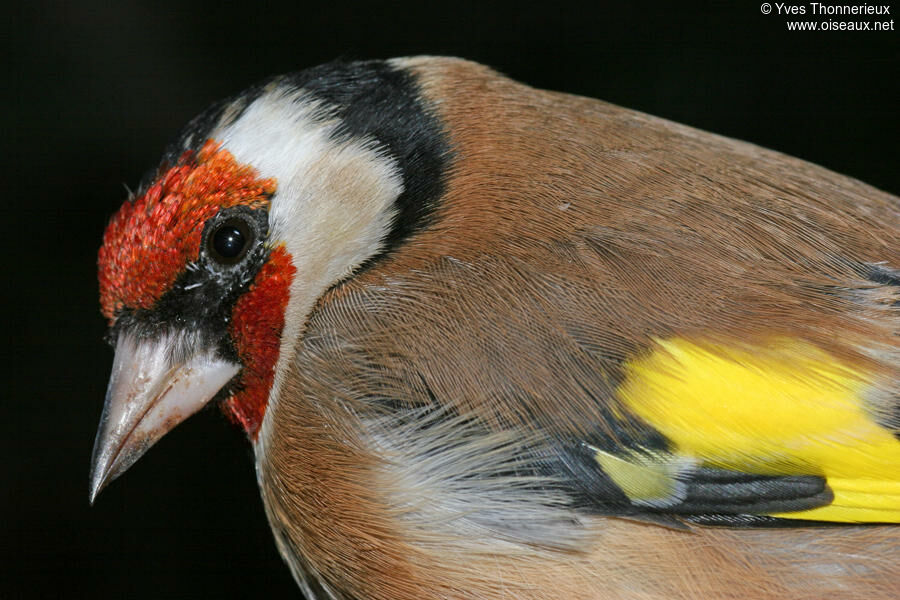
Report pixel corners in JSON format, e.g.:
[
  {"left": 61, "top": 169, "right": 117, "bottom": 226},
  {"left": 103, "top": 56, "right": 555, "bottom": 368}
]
[{"left": 209, "top": 219, "right": 252, "bottom": 264}]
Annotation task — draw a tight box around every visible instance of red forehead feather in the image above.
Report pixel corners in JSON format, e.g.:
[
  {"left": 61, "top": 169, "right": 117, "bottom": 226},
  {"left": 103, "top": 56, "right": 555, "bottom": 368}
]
[{"left": 98, "top": 140, "right": 277, "bottom": 321}]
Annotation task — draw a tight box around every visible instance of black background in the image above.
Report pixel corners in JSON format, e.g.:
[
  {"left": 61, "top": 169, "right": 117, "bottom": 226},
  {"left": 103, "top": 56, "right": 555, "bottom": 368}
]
[{"left": 5, "top": 1, "right": 898, "bottom": 598}]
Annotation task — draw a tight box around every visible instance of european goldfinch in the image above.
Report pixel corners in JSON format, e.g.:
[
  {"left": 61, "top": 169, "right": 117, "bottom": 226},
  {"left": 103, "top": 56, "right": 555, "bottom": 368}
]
[{"left": 90, "top": 57, "right": 899, "bottom": 599}]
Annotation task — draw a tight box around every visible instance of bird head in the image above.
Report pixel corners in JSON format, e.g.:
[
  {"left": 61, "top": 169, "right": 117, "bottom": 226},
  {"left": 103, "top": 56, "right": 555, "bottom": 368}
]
[{"left": 89, "top": 59, "right": 449, "bottom": 502}]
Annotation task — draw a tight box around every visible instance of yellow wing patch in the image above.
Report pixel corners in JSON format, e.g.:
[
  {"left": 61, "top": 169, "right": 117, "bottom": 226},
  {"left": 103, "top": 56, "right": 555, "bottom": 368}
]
[{"left": 617, "top": 338, "right": 900, "bottom": 523}]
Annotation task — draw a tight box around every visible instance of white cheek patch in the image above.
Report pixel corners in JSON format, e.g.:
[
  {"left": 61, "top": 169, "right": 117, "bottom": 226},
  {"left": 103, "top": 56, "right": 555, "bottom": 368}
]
[{"left": 212, "top": 87, "right": 404, "bottom": 439}]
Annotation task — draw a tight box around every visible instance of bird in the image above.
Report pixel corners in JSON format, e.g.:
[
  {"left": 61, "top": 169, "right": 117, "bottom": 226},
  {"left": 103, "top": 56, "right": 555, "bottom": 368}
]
[{"left": 90, "top": 57, "right": 899, "bottom": 599}]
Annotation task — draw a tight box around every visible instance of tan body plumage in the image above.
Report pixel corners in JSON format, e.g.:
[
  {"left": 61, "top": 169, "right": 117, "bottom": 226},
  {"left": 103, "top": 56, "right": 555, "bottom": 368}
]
[{"left": 92, "top": 58, "right": 899, "bottom": 599}]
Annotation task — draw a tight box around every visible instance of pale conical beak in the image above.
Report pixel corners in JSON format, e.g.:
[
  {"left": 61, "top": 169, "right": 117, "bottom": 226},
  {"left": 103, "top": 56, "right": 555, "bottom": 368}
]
[{"left": 89, "top": 331, "right": 240, "bottom": 503}]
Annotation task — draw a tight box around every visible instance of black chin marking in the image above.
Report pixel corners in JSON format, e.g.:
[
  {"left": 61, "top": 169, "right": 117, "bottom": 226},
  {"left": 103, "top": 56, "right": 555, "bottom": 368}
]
[{"left": 110, "top": 206, "right": 270, "bottom": 364}]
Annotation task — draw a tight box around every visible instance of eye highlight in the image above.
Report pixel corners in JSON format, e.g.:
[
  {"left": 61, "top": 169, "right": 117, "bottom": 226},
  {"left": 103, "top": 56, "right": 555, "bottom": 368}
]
[{"left": 208, "top": 218, "right": 253, "bottom": 264}]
